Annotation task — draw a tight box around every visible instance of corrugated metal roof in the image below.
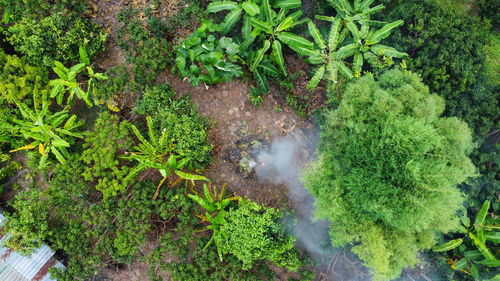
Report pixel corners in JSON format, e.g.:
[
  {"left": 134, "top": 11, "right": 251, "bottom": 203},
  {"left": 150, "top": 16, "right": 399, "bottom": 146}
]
[{"left": 0, "top": 212, "right": 65, "bottom": 281}]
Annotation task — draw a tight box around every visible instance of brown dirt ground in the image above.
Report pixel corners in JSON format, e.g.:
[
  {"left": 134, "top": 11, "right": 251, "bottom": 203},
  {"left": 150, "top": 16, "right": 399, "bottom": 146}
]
[{"left": 70, "top": 1, "right": 437, "bottom": 280}]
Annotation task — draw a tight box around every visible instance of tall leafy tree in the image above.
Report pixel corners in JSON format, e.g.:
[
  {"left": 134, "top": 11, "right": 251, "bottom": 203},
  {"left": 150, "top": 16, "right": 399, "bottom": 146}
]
[{"left": 304, "top": 69, "right": 477, "bottom": 280}]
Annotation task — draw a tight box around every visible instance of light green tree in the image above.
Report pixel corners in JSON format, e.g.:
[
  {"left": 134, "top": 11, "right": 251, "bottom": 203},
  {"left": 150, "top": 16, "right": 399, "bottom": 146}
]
[{"left": 303, "top": 69, "right": 477, "bottom": 280}]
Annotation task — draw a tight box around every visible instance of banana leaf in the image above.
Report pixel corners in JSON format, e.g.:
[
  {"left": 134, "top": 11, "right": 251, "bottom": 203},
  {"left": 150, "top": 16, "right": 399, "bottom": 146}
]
[
  {"left": 272, "top": 40, "right": 287, "bottom": 76},
  {"left": 306, "top": 65, "right": 325, "bottom": 90},
  {"left": 207, "top": 1, "right": 239, "bottom": 13}
]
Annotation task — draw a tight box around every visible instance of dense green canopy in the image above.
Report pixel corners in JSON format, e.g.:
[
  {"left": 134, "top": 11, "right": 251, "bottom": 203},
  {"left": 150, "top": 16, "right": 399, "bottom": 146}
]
[{"left": 304, "top": 69, "right": 477, "bottom": 280}]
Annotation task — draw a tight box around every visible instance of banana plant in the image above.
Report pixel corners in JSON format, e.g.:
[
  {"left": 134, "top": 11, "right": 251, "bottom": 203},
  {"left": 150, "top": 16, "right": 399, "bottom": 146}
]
[
  {"left": 433, "top": 200, "right": 500, "bottom": 280},
  {"left": 49, "top": 46, "right": 107, "bottom": 107},
  {"left": 298, "top": 0, "right": 407, "bottom": 90},
  {"left": 123, "top": 116, "right": 208, "bottom": 200},
  {"left": 207, "top": 0, "right": 309, "bottom": 95},
  {"left": 9, "top": 89, "right": 85, "bottom": 168}
]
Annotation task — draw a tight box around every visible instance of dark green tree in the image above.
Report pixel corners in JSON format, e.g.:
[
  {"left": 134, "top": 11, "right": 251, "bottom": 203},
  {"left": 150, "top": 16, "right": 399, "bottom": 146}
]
[{"left": 304, "top": 69, "right": 477, "bottom": 280}]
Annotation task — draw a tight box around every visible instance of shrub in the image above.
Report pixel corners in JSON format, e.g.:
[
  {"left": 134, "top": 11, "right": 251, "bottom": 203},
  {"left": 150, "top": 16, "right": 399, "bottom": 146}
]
[
  {"left": 134, "top": 84, "right": 212, "bottom": 169},
  {"left": 0, "top": 0, "right": 88, "bottom": 24},
  {"left": 6, "top": 13, "right": 107, "bottom": 67},
  {"left": 81, "top": 112, "right": 133, "bottom": 200},
  {"left": 303, "top": 69, "right": 477, "bottom": 280},
  {"left": 383, "top": 0, "right": 489, "bottom": 113},
  {"left": 117, "top": 8, "right": 170, "bottom": 87},
  {"left": 0, "top": 49, "right": 48, "bottom": 102},
  {"left": 220, "top": 199, "right": 301, "bottom": 271}
]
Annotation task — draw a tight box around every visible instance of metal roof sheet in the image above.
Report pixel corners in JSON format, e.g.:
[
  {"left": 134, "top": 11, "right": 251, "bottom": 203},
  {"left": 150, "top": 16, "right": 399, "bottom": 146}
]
[{"left": 0, "top": 212, "right": 65, "bottom": 281}]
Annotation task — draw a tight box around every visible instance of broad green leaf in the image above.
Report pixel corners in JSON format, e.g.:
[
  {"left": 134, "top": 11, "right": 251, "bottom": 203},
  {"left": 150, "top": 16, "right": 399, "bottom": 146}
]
[
  {"left": 334, "top": 43, "right": 360, "bottom": 59},
  {"left": 327, "top": 60, "right": 338, "bottom": 84},
  {"left": 251, "top": 40, "right": 271, "bottom": 71},
  {"left": 288, "top": 44, "right": 322, "bottom": 57},
  {"left": 306, "top": 65, "right": 325, "bottom": 90},
  {"left": 432, "top": 238, "right": 463, "bottom": 252},
  {"left": 52, "top": 66, "right": 67, "bottom": 80},
  {"left": 370, "top": 44, "right": 407, "bottom": 58},
  {"left": 366, "top": 20, "right": 404, "bottom": 44},
  {"left": 352, "top": 4, "right": 385, "bottom": 20},
  {"left": 475, "top": 200, "right": 491, "bottom": 230},
  {"left": 220, "top": 8, "right": 243, "bottom": 34},
  {"left": 253, "top": 69, "right": 269, "bottom": 93},
  {"left": 471, "top": 264, "right": 480, "bottom": 280},
  {"left": 50, "top": 83, "right": 64, "bottom": 99},
  {"left": 308, "top": 21, "right": 325, "bottom": 49},
  {"left": 335, "top": 0, "right": 353, "bottom": 13},
  {"left": 79, "top": 46, "right": 90, "bottom": 65},
  {"left": 207, "top": 1, "right": 238, "bottom": 13},
  {"left": 358, "top": 0, "right": 376, "bottom": 11},
  {"left": 250, "top": 17, "right": 273, "bottom": 34},
  {"left": 51, "top": 146, "right": 66, "bottom": 163},
  {"left": 336, "top": 60, "right": 353, "bottom": 79},
  {"left": 354, "top": 0, "right": 361, "bottom": 10},
  {"left": 242, "top": 15, "right": 252, "bottom": 41},
  {"left": 130, "top": 124, "right": 155, "bottom": 153},
  {"left": 276, "top": 16, "right": 294, "bottom": 32},
  {"left": 288, "top": 10, "right": 303, "bottom": 21},
  {"left": 470, "top": 232, "right": 496, "bottom": 260},
  {"left": 489, "top": 274, "right": 500, "bottom": 281},
  {"left": 477, "top": 259, "right": 500, "bottom": 267},
  {"left": 454, "top": 258, "right": 468, "bottom": 270},
  {"left": 278, "top": 32, "right": 314, "bottom": 48},
  {"left": 52, "top": 138, "right": 70, "bottom": 147},
  {"left": 146, "top": 116, "right": 157, "bottom": 149},
  {"left": 68, "top": 63, "right": 85, "bottom": 80},
  {"left": 316, "top": 15, "right": 336, "bottom": 22},
  {"left": 289, "top": 18, "right": 310, "bottom": 29},
  {"left": 174, "top": 170, "right": 209, "bottom": 182},
  {"left": 464, "top": 250, "right": 483, "bottom": 260},
  {"left": 485, "top": 231, "right": 500, "bottom": 243},
  {"left": 328, "top": 17, "right": 343, "bottom": 51},
  {"left": 272, "top": 40, "right": 287, "bottom": 76},
  {"left": 353, "top": 52, "right": 363, "bottom": 72},
  {"left": 346, "top": 19, "right": 360, "bottom": 40},
  {"left": 262, "top": 0, "right": 273, "bottom": 26},
  {"left": 242, "top": 1, "right": 260, "bottom": 16},
  {"left": 258, "top": 61, "right": 280, "bottom": 77},
  {"left": 305, "top": 55, "right": 325, "bottom": 64},
  {"left": 272, "top": 0, "right": 302, "bottom": 9}
]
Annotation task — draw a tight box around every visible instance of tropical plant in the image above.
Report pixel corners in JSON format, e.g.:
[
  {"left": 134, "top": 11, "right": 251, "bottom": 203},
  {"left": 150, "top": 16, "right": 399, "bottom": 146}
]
[
  {"left": 134, "top": 84, "right": 213, "bottom": 169},
  {"left": 206, "top": 0, "right": 310, "bottom": 95},
  {"left": 303, "top": 69, "right": 477, "bottom": 280},
  {"left": 189, "top": 183, "right": 240, "bottom": 260},
  {"left": 49, "top": 46, "right": 108, "bottom": 107},
  {"left": 124, "top": 116, "right": 208, "bottom": 200},
  {"left": 9, "top": 90, "right": 85, "bottom": 168},
  {"left": 433, "top": 200, "right": 500, "bottom": 280},
  {"left": 176, "top": 19, "right": 243, "bottom": 87},
  {"left": 301, "top": 0, "right": 407, "bottom": 90}
]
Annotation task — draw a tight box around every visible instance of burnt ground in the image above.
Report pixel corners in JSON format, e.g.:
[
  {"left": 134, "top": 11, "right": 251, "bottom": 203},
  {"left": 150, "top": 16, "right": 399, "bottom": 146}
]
[{"left": 26, "top": 0, "right": 445, "bottom": 280}]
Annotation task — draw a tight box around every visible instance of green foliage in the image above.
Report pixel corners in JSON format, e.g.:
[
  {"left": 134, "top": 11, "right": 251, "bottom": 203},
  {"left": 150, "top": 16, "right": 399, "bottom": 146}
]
[
  {"left": 124, "top": 115, "right": 209, "bottom": 199},
  {"left": 304, "top": 69, "right": 477, "bottom": 280},
  {"left": 49, "top": 48, "right": 108, "bottom": 107},
  {"left": 117, "top": 8, "right": 170, "bottom": 87},
  {"left": 176, "top": 19, "right": 243, "bottom": 86},
  {"left": 134, "top": 84, "right": 213, "bottom": 169},
  {"left": 0, "top": 160, "right": 20, "bottom": 185},
  {"left": 433, "top": 200, "right": 500, "bottom": 280},
  {"left": 0, "top": 48, "right": 48, "bottom": 102},
  {"left": 220, "top": 199, "right": 301, "bottom": 271},
  {"left": 303, "top": 0, "right": 406, "bottom": 90},
  {"left": 484, "top": 33, "right": 500, "bottom": 87},
  {"left": 95, "top": 65, "right": 139, "bottom": 102},
  {"left": 477, "top": 0, "right": 500, "bottom": 28},
  {"left": 10, "top": 91, "right": 86, "bottom": 168},
  {"left": 6, "top": 13, "right": 107, "bottom": 67},
  {"left": 383, "top": 0, "right": 489, "bottom": 113},
  {"left": 205, "top": 0, "right": 310, "bottom": 96},
  {"left": 81, "top": 112, "right": 133, "bottom": 200},
  {"left": 0, "top": 0, "right": 88, "bottom": 24},
  {"left": 2, "top": 189, "right": 51, "bottom": 255}
]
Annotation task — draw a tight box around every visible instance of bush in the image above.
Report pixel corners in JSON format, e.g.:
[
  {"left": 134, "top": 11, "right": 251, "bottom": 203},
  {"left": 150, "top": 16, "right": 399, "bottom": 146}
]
[
  {"left": 303, "top": 69, "right": 476, "bottom": 280},
  {"left": 6, "top": 13, "right": 107, "bottom": 67},
  {"left": 0, "top": 49, "right": 48, "bottom": 102},
  {"left": 117, "top": 8, "right": 170, "bottom": 87},
  {"left": 0, "top": 0, "right": 88, "bottom": 24},
  {"left": 220, "top": 199, "right": 300, "bottom": 271},
  {"left": 383, "top": 0, "right": 489, "bottom": 113},
  {"left": 134, "top": 84, "right": 212, "bottom": 169},
  {"left": 81, "top": 112, "right": 133, "bottom": 199}
]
